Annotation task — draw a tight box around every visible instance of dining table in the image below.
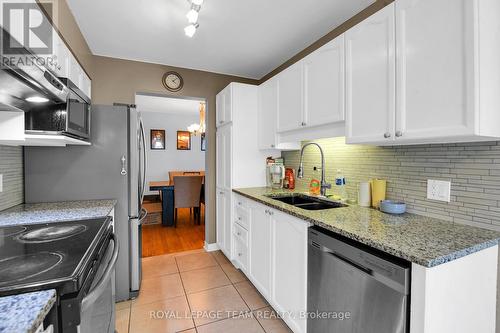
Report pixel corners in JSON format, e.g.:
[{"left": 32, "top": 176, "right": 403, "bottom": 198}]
[{"left": 149, "top": 178, "right": 204, "bottom": 227}]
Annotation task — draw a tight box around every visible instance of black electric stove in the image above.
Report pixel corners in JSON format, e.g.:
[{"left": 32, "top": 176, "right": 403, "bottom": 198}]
[{"left": 0, "top": 217, "right": 112, "bottom": 297}]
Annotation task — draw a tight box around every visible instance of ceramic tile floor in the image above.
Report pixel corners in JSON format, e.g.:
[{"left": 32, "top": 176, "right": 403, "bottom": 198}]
[{"left": 116, "top": 249, "right": 293, "bottom": 333}]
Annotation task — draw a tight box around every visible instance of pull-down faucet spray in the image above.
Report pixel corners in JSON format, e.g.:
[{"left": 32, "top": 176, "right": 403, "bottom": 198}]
[{"left": 297, "top": 143, "right": 331, "bottom": 196}]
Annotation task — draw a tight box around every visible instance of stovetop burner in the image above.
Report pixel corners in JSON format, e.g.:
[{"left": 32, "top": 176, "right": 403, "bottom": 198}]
[
  {"left": 0, "top": 252, "right": 63, "bottom": 285},
  {"left": 17, "top": 224, "right": 87, "bottom": 243},
  {"left": 0, "top": 225, "right": 27, "bottom": 237}
]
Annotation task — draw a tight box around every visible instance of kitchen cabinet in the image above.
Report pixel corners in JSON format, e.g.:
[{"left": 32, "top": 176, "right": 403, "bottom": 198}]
[
  {"left": 277, "top": 62, "right": 303, "bottom": 132},
  {"left": 346, "top": 0, "right": 500, "bottom": 145},
  {"left": 303, "top": 36, "right": 345, "bottom": 127},
  {"left": 216, "top": 85, "right": 233, "bottom": 127},
  {"left": 248, "top": 202, "right": 272, "bottom": 297},
  {"left": 215, "top": 125, "right": 232, "bottom": 189},
  {"left": 345, "top": 3, "right": 395, "bottom": 144},
  {"left": 257, "top": 78, "right": 300, "bottom": 150},
  {"left": 271, "top": 208, "right": 308, "bottom": 333},
  {"left": 216, "top": 188, "right": 232, "bottom": 258}
]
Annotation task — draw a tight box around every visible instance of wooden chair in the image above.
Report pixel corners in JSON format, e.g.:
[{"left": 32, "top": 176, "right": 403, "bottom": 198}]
[{"left": 173, "top": 175, "right": 204, "bottom": 226}]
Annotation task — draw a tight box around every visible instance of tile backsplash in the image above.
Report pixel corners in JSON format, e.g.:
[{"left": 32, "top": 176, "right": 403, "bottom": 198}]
[
  {"left": 282, "top": 137, "right": 500, "bottom": 231},
  {"left": 0, "top": 145, "right": 23, "bottom": 211}
]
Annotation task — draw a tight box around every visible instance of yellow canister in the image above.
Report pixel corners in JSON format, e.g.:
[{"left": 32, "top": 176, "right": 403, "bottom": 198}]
[{"left": 370, "top": 179, "right": 387, "bottom": 208}]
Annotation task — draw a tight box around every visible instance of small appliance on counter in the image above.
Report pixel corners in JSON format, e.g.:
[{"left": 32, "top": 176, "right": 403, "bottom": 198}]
[{"left": 266, "top": 157, "right": 285, "bottom": 189}]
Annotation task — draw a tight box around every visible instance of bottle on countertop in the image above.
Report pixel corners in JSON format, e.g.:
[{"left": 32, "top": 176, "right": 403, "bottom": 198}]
[{"left": 335, "top": 169, "right": 347, "bottom": 200}]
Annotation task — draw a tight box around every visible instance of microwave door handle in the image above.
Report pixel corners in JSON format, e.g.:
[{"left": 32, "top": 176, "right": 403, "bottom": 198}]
[{"left": 81, "top": 233, "right": 119, "bottom": 311}]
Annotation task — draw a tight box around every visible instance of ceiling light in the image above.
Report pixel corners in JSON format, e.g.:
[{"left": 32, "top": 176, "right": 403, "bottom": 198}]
[
  {"left": 186, "top": 9, "right": 199, "bottom": 24},
  {"left": 184, "top": 24, "right": 198, "bottom": 37},
  {"left": 191, "top": 0, "right": 204, "bottom": 5},
  {"left": 26, "top": 96, "right": 49, "bottom": 103}
]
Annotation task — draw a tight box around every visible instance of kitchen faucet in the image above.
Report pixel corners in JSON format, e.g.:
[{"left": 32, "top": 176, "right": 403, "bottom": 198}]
[{"left": 297, "top": 142, "right": 331, "bottom": 196}]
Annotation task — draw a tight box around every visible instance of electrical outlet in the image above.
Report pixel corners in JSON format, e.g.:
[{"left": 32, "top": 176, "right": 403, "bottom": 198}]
[
  {"left": 0, "top": 174, "right": 2, "bottom": 193},
  {"left": 427, "top": 179, "right": 451, "bottom": 202}
]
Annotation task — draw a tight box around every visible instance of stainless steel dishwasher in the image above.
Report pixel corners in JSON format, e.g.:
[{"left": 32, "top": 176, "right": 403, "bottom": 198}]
[{"left": 308, "top": 227, "right": 410, "bottom": 333}]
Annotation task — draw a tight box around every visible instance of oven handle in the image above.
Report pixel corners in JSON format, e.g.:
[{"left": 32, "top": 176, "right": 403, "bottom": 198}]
[{"left": 81, "top": 233, "right": 119, "bottom": 310}]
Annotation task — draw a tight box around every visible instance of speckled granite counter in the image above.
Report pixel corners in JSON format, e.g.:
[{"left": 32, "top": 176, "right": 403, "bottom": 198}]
[
  {"left": 0, "top": 290, "right": 56, "bottom": 333},
  {"left": 233, "top": 187, "right": 500, "bottom": 267},
  {"left": 0, "top": 200, "right": 116, "bottom": 226}
]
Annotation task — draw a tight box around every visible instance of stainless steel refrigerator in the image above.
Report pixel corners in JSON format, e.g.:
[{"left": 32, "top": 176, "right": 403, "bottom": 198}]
[{"left": 24, "top": 104, "right": 147, "bottom": 301}]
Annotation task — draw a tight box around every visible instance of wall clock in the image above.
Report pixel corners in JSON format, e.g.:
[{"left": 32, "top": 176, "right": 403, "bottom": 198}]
[{"left": 162, "top": 71, "right": 184, "bottom": 92}]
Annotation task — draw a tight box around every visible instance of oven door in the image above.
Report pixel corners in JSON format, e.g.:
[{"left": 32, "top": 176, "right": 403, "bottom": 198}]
[
  {"left": 66, "top": 97, "right": 91, "bottom": 139},
  {"left": 79, "top": 233, "right": 119, "bottom": 333}
]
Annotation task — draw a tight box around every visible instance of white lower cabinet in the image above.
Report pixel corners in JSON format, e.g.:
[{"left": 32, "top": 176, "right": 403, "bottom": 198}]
[
  {"left": 235, "top": 195, "right": 308, "bottom": 333},
  {"left": 216, "top": 188, "right": 232, "bottom": 259}
]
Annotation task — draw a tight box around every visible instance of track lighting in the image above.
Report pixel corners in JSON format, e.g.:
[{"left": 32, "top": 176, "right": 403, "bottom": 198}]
[
  {"left": 184, "top": 23, "right": 199, "bottom": 38},
  {"left": 184, "top": 0, "right": 204, "bottom": 37}
]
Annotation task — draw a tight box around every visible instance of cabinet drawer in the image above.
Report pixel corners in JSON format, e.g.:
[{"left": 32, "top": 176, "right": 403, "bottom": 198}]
[
  {"left": 233, "top": 222, "right": 248, "bottom": 246},
  {"left": 234, "top": 205, "right": 250, "bottom": 230},
  {"left": 233, "top": 237, "right": 248, "bottom": 272}
]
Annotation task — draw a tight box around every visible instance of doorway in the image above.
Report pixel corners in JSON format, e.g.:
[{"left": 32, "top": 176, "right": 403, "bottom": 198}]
[{"left": 135, "top": 93, "right": 207, "bottom": 257}]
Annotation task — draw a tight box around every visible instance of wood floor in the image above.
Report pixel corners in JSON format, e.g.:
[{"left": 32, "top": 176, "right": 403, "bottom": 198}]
[{"left": 141, "top": 207, "right": 205, "bottom": 257}]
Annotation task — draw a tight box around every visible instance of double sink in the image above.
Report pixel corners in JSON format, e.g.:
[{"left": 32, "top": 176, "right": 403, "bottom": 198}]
[{"left": 266, "top": 194, "right": 348, "bottom": 211}]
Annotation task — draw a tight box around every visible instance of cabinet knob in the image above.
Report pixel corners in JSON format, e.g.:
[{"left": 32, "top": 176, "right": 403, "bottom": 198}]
[
  {"left": 238, "top": 217, "right": 242, "bottom": 220},
  {"left": 238, "top": 253, "right": 242, "bottom": 257},
  {"left": 271, "top": 144, "right": 275, "bottom": 148},
  {"left": 301, "top": 122, "right": 307, "bottom": 126},
  {"left": 219, "top": 191, "right": 224, "bottom": 195},
  {"left": 384, "top": 132, "right": 391, "bottom": 138},
  {"left": 219, "top": 121, "right": 224, "bottom": 124},
  {"left": 395, "top": 131, "right": 403, "bottom": 137},
  {"left": 237, "top": 232, "right": 241, "bottom": 236},
  {"left": 238, "top": 201, "right": 242, "bottom": 205}
]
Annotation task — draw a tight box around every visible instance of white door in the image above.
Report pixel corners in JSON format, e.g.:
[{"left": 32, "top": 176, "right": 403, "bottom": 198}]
[
  {"left": 395, "top": 0, "right": 476, "bottom": 141},
  {"left": 272, "top": 210, "right": 308, "bottom": 333},
  {"left": 258, "top": 78, "right": 278, "bottom": 149},
  {"left": 345, "top": 4, "right": 396, "bottom": 144},
  {"left": 277, "top": 62, "right": 304, "bottom": 132},
  {"left": 249, "top": 204, "right": 272, "bottom": 298},
  {"left": 223, "top": 189, "right": 232, "bottom": 256},
  {"left": 215, "top": 130, "right": 225, "bottom": 188},
  {"left": 216, "top": 188, "right": 226, "bottom": 254},
  {"left": 216, "top": 91, "right": 225, "bottom": 127},
  {"left": 303, "top": 35, "right": 345, "bottom": 127}
]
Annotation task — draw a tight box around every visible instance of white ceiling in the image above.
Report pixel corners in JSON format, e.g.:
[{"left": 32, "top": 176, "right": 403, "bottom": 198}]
[
  {"left": 66, "top": 0, "right": 374, "bottom": 79},
  {"left": 136, "top": 94, "right": 202, "bottom": 115}
]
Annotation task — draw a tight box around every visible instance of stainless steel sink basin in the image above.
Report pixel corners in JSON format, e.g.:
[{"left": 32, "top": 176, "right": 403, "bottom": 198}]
[{"left": 266, "top": 194, "right": 348, "bottom": 210}]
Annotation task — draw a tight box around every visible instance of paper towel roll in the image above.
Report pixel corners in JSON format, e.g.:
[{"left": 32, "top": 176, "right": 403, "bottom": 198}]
[
  {"left": 370, "top": 179, "right": 387, "bottom": 208},
  {"left": 358, "top": 182, "right": 371, "bottom": 207}
]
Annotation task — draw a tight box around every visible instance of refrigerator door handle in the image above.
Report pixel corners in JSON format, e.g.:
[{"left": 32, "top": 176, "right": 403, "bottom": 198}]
[{"left": 139, "top": 118, "right": 147, "bottom": 205}]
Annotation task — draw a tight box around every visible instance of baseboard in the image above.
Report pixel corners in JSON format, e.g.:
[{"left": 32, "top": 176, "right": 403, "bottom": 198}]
[{"left": 204, "top": 242, "right": 219, "bottom": 252}]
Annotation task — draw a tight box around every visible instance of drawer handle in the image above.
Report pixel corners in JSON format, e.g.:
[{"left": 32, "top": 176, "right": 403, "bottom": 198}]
[
  {"left": 395, "top": 130, "right": 403, "bottom": 137},
  {"left": 238, "top": 217, "right": 242, "bottom": 220},
  {"left": 238, "top": 202, "right": 242, "bottom": 205},
  {"left": 384, "top": 132, "right": 391, "bottom": 138},
  {"left": 238, "top": 253, "right": 242, "bottom": 257}
]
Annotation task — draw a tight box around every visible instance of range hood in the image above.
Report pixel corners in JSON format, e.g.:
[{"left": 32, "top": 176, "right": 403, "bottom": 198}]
[{"left": 0, "top": 29, "right": 69, "bottom": 112}]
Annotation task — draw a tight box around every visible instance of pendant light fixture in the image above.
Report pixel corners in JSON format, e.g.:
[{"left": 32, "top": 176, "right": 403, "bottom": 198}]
[{"left": 187, "top": 102, "right": 206, "bottom": 136}]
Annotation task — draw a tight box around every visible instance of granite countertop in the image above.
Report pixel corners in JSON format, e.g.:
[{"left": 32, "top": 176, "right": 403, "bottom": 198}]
[
  {"left": 0, "top": 290, "right": 56, "bottom": 333},
  {"left": 0, "top": 199, "right": 117, "bottom": 226},
  {"left": 233, "top": 187, "right": 500, "bottom": 268}
]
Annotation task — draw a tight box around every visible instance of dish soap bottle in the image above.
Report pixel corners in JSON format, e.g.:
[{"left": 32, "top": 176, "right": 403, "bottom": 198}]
[{"left": 335, "top": 169, "right": 347, "bottom": 201}]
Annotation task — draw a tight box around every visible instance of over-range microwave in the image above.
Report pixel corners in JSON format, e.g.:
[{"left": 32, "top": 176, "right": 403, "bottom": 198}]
[{"left": 25, "top": 78, "right": 91, "bottom": 140}]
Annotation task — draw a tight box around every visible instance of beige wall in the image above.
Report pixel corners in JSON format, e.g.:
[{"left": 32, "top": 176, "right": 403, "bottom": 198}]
[{"left": 91, "top": 56, "right": 258, "bottom": 244}]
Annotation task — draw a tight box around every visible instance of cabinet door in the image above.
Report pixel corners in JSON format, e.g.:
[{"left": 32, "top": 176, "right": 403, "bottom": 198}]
[
  {"left": 216, "top": 91, "right": 225, "bottom": 127},
  {"left": 223, "top": 126, "right": 232, "bottom": 189},
  {"left": 304, "top": 35, "right": 345, "bottom": 127},
  {"left": 249, "top": 205, "right": 272, "bottom": 298},
  {"left": 345, "top": 4, "right": 396, "bottom": 144},
  {"left": 395, "top": 0, "right": 476, "bottom": 141},
  {"left": 215, "top": 129, "right": 225, "bottom": 188},
  {"left": 223, "top": 189, "right": 232, "bottom": 257},
  {"left": 277, "top": 62, "right": 303, "bottom": 132},
  {"left": 258, "top": 78, "right": 278, "bottom": 149},
  {"left": 54, "top": 35, "right": 70, "bottom": 78},
  {"left": 216, "top": 188, "right": 226, "bottom": 254},
  {"left": 69, "top": 53, "right": 81, "bottom": 86},
  {"left": 272, "top": 210, "right": 308, "bottom": 333},
  {"left": 223, "top": 86, "right": 233, "bottom": 124}
]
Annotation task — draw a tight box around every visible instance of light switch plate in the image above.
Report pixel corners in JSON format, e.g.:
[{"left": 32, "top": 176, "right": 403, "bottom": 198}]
[
  {"left": 427, "top": 179, "right": 451, "bottom": 202},
  {"left": 0, "top": 174, "right": 2, "bottom": 193}
]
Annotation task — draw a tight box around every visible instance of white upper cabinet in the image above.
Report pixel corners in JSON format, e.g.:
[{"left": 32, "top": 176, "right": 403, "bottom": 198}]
[
  {"left": 216, "top": 85, "right": 233, "bottom": 127},
  {"left": 395, "top": 0, "right": 475, "bottom": 141},
  {"left": 303, "top": 35, "right": 345, "bottom": 127},
  {"left": 258, "top": 78, "right": 279, "bottom": 149},
  {"left": 345, "top": 3, "right": 396, "bottom": 144},
  {"left": 277, "top": 62, "right": 303, "bottom": 132}
]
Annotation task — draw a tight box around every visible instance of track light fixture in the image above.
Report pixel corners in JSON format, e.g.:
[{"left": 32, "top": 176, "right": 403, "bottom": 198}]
[{"left": 184, "top": 0, "right": 203, "bottom": 37}]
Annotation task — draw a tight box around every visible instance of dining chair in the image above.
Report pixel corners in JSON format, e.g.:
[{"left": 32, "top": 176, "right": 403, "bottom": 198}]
[
  {"left": 173, "top": 175, "right": 204, "bottom": 226},
  {"left": 183, "top": 171, "right": 200, "bottom": 175}
]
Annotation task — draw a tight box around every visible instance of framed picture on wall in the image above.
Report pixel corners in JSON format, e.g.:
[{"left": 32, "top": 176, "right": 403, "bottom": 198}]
[
  {"left": 201, "top": 133, "right": 206, "bottom": 151},
  {"left": 150, "top": 129, "right": 166, "bottom": 150},
  {"left": 177, "top": 131, "right": 191, "bottom": 150}
]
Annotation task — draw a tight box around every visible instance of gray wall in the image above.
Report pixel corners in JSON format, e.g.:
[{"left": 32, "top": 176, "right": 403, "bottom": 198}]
[
  {"left": 0, "top": 145, "right": 23, "bottom": 211},
  {"left": 141, "top": 111, "right": 205, "bottom": 195},
  {"left": 283, "top": 137, "right": 500, "bottom": 231}
]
